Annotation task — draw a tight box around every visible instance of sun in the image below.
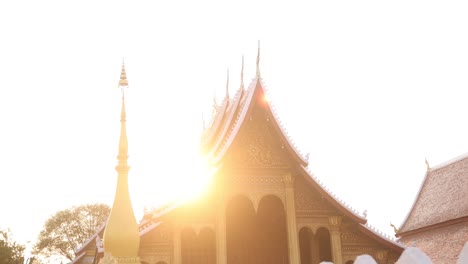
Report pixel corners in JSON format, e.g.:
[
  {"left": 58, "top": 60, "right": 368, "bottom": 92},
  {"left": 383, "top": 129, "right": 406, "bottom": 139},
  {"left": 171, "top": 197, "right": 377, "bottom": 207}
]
[
  {"left": 176, "top": 151, "right": 216, "bottom": 203},
  {"left": 130, "top": 143, "right": 216, "bottom": 215}
]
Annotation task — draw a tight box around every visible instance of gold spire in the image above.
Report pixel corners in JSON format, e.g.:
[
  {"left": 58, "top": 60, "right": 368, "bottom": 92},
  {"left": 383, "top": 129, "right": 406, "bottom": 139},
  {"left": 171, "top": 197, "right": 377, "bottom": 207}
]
[
  {"left": 119, "top": 60, "right": 129, "bottom": 87},
  {"left": 225, "top": 68, "right": 229, "bottom": 98},
  {"left": 240, "top": 55, "right": 244, "bottom": 89},
  {"left": 256, "top": 40, "right": 261, "bottom": 78},
  {"left": 103, "top": 64, "right": 140, "bottom": 261}
]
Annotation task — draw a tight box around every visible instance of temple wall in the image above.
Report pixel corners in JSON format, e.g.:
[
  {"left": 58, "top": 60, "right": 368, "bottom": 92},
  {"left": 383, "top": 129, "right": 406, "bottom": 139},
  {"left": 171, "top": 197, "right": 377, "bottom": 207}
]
[{"left": 399, "top": 221, "right": 468, "bottom": 264}]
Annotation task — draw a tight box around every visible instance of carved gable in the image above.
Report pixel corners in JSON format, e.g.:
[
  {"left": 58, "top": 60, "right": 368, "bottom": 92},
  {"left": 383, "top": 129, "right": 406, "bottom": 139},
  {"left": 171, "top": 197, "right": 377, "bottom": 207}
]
[{"left": 226, "top": 106, "right": 290, "bottom": 169}]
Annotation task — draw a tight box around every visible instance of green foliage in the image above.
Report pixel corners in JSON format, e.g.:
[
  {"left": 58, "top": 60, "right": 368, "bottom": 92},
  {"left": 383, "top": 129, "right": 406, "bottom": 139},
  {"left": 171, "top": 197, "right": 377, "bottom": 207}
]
[
  {"left": 34, "top": 203, "right": 110, "bottom": 261},
  {"left": 0, "top": 229, "right": 25, "bottom": 264}
]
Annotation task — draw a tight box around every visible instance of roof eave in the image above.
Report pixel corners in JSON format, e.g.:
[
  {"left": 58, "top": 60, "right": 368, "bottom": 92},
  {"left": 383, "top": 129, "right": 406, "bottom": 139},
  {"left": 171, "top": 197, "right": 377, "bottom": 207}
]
[
  {"left": 298, "top": 165, "right": 367, "bottom": 224},
  {"left": 357, "top": 224, "right": 405, "bottom": 253},
  {"left": 396, "top": 215, "right": 468, "bottom": 238},
  {"left": 397, "top": 170, "right": 430, "bottom": 232}
]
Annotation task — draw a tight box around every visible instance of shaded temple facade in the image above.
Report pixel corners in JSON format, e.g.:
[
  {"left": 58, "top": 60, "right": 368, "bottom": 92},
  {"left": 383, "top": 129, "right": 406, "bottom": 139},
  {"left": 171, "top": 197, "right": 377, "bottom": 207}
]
[{"left": 74, "top": 56, "right": 404, "bottom": 264}]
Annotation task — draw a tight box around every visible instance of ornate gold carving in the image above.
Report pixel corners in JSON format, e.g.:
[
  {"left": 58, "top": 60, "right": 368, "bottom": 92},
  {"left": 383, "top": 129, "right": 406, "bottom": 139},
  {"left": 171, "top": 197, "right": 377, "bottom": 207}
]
[
  {"left": 375, "top": 249, "right": 388, "bottom": 261},
  {"left": 328, "top": 216, "right": 342, "bottom": 227},
  {"left": 229, "top": 109, "right": 289, "bottom": 168},
  {"left": 294, "top": 178, "right": 333, "bottom": 211},
  {"left": 340, "top": 230, "right": 375, "bottom": 245},
  {"left": 283, "top": 173, "right": 294, "bottom": 188},
  {"left": 233, "top": 175, "right": 284, "bottom": 185}
]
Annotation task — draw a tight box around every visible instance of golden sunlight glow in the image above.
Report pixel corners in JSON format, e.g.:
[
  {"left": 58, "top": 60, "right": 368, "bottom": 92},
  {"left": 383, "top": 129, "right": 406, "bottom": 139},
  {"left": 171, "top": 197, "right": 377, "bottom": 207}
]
[
  {"left": 177, "top": 152, "right": 216, "bottom": 203},
  {"left": 133, "top": 144, "right": 217, "bottom": 214}
]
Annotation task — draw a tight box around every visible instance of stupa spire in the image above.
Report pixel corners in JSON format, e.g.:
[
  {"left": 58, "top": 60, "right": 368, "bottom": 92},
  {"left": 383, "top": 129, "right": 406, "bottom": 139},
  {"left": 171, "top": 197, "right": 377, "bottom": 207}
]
[
  {"left": 119, "top": 59, "right": 129, "bottom": 87},
  {"left": 102, "top": 61, "right": 140, "bottom": 263},
  {"left": 240, "top": 55, "right": 244, "bottom": 89},
  {"left": 225, "top": 68, "right": 229, "bottom": 99},
  {"left": 256, "top": 40, "right": 261, "bottom": 78}
]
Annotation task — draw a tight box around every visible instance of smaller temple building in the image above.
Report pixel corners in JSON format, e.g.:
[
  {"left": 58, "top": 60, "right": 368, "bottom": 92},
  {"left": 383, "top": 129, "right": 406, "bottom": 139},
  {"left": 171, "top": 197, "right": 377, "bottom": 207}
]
[{"left": 396, "top": 155, "right": 468, "bottom": 264}]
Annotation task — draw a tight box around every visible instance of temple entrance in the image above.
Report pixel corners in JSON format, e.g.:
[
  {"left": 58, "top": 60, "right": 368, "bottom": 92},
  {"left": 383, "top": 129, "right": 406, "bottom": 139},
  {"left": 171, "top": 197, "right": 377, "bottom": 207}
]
[
  {"left": 226, "top": 195, "right": 289, "bottom": 264},
  {"left": 181, "top": 227, "right": 216, "bottom": 264},
  {"left": 299, "top": 227, "right": 332, "bottom": 264}
]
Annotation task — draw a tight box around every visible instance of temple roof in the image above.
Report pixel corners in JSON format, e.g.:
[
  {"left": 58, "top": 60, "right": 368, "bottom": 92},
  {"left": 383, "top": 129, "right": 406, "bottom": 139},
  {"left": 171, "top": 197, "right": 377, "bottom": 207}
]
[
  {"left": 398, "top": 152, "right": 468, "bottom": 235},
  {"left": 203, "top": 76, "right": 308, "bottom": 167}
]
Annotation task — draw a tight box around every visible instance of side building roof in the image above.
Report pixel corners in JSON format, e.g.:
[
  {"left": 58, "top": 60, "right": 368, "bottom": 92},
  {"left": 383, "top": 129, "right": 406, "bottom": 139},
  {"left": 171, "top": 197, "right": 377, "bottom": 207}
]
[{"left": 397, "top": 153, "right": 468, "bottom": 236}]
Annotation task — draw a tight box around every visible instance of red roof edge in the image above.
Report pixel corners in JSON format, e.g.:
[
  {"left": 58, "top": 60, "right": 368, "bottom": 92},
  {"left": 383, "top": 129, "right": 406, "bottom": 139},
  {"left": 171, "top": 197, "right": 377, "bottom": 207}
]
[
  {"left": 298, "top": 165, "right": 367, "bottom": 224},
  {"left": 71, "top": 251, "right": 86, "bottom": 264},
  {"left": 260, "top": 78, "right": 308, "bottom": 167},
  {"left": 397, "top": 170, "right": 429, "bottom": 233},
  {"left": 74, "top": 223, "right": 106, "bottom": 254},
  {"left": 396, "top": 215, "right": 468, "bottom": 238},
  {"left": 357, "top": 224, "right": 405, "bottom": 253}
]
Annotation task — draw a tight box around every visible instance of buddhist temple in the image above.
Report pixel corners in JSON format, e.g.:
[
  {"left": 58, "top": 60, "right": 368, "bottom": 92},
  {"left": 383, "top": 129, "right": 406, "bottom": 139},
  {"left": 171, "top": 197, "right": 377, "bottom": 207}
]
[
  {"left": 396, "top": 154, "right": 468, "bottom": 264},
  {"left": 73, "top": 48, "right": 405, "bottom": 264}
]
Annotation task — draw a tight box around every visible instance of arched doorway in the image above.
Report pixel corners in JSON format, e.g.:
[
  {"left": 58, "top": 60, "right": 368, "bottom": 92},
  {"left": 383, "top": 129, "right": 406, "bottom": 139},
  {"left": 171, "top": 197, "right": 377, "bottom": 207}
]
[
  {"left": 256, "top": 195, "right": 289, "bottom": 264},
  {"left": 226, "top": 195, "right": 256, "bottom": 264},
  {"left": 299, "top": 227, "right": 312, "bottom": 264},
  {"left": 181, "top": 227, "right": 216, "bottom": 264},
  {"left": 198, "top": 228, "right": 216, "bottom": 264},
  {"left": 316, "top": 227, "right": 332, "bottom": 262},
  {"left": 181, "top": 228, "right": 197, "bottom": 264},
  {"left": 226, "top": 195, "right": 289, "bottom": 264}
]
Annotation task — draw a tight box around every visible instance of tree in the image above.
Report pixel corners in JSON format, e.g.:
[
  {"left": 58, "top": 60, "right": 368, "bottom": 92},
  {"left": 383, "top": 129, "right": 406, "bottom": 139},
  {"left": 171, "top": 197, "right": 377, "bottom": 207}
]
[
  {"left": 0, "top": 229, "right": 24, "bottom": 264},
  {"left": 34, "top": 203, "right": 110, "bottom": 261}
]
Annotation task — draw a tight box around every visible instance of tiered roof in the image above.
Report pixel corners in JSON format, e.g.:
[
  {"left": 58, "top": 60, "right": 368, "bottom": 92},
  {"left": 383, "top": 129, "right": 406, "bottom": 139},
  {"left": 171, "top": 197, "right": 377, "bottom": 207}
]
[{"left": 397, "top": 153, "right": 468, "bottom": 236}]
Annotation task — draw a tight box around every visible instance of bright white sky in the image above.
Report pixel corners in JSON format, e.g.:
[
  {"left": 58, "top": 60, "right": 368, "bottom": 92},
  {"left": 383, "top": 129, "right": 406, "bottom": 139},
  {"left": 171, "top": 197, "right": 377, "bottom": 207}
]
[{"left": 1, "top": 0, "right": 468, "bottom": 249}]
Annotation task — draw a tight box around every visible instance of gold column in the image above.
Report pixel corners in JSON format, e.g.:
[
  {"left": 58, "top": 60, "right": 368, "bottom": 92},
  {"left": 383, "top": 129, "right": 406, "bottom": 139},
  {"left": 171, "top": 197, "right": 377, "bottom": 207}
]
[
  {"left": 284, "top": 173, "right": 301, "bottom": 264},
  {"left": 216, "top": 182, "right": 227, "bottom": 264},
  {"left": 328, "top": 216, "right": 343, "bottom": 264},
  {"left": 173, "top": 224, "right": 181, "bottom": 264}
]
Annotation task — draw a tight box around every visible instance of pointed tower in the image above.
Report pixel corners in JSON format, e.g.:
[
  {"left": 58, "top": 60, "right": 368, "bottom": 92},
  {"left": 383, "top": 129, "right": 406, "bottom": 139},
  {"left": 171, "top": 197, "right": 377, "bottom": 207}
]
[
  {"left": 102, "top": 62, "right": 140, "bottom": 263},
  {"left": 256, "top": 40, "right": 261, "bottom": 78}
]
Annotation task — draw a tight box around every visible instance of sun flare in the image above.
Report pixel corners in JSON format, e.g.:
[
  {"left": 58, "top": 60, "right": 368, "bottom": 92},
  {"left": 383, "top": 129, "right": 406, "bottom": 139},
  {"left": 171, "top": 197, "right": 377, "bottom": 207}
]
[{"left": 132, "top": 144, "right": 217, "bottom": 214}]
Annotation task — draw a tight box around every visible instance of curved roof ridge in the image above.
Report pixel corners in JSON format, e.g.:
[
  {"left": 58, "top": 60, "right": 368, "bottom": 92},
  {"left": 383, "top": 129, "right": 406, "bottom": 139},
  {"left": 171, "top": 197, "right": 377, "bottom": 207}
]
[
  {"left": 208, "top": 87, "right": 245, "bottom": 160},
  {"left": 202, "top": 96, "right": 230, "bottom": 145},
  {"left": 360, "top": 222, "right": 406, "bottom": 251},
  {"left": 430, "top": 151, "right": 468, "bottom": 171},
  {"left": 74, "top": 222, "right": 106, "bottom": 254},
  {"left": 301, "top": 166, "right": 366, "bottom": 223},
  {"left": 397, "top": 170, "right": 429, "bottom": 233},
  {"left": 263, "top": 80, "right": 308, "bottom": 166},
  {"left": 213, "top": 77, "right": 259, "bottom": 163}
]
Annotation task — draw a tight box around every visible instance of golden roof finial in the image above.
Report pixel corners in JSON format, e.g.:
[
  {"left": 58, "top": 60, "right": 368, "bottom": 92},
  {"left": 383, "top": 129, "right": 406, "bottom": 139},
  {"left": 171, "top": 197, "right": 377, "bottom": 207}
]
[
  {"left": 256, "top": 40, "right": 261, "bottom": 78},
  {"left": 225, "top": 68, "right": 229, "bottom": 99},
  {"left": 240, "top": 55, "right": 244, "bottom": 89},
  {"left": 390, "top": 222, "right": 399, "bottom": 234},
  {"left": 118, "top": 59, "right": 128, "bottom": 88}
]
